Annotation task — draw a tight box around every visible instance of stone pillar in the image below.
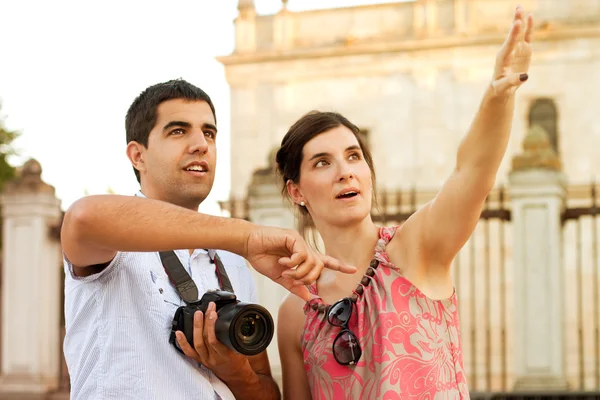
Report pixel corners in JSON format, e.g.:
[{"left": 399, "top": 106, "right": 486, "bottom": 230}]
[
  {"left": 234, "top": 0, "right": 257, "bottom": 53},
  {"left": 508, "top": 126, "right": 568, "bottom": 390},
  {"left": 245, "top": 150, "right": 296, "bottom": 387},
  {"left": 273, "top": 3, "right": 294, "bottom": 51},
  {"left": 413, "top": 0, "right": 437, "bottom": 38},
  {"left": 424, "top": 0, "right": 438, "bottom": 37},
  {"left": 0, "top": 159, "right": 63, "bottom": 395},
  {"left": 453, "top": 0, "right": 467, "bottom": 34},
  {"left": 412, "top": 0, "right": 426, "bottom": 38}
]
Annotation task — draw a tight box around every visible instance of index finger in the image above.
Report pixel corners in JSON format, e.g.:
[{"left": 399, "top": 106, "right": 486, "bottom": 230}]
[
  {"left": 524, "top": 13, "right": 534, "bottom": 43},
  {"left": 288, "top": 283, "right": 310, "bottom": 302},
  {"left": 498, "top": 18, "right": 522, "bottom": 62},
  {"left": 320, "top": 254, "right": 356, "bottom": 274}
]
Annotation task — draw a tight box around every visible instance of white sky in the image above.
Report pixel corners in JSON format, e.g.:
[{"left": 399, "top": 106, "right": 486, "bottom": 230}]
[{"left": 0, "top": 0, "right": 402, "bottom": 215}]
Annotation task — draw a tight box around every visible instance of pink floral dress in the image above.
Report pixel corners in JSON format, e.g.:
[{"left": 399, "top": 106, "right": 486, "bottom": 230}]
[{"left": 301, "top": 226, "right": 469, "bottom": 399}]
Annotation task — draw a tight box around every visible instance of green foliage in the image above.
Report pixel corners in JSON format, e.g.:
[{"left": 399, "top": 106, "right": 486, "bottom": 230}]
[
  {"left": 0, "top": 103, "right": 19, "bottom": 191},
  {"left": 0, "top": 102, "right": 20, "bottom": 250}
]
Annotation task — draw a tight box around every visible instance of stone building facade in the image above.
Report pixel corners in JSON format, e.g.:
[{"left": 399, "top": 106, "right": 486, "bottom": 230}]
[{"left": 217, "top": 0, "right": 600, "bottom": 394}]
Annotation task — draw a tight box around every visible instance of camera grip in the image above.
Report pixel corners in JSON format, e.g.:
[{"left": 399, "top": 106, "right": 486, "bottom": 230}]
[{"left": 181, "top": 307, "right": 198, "bottom": 348}]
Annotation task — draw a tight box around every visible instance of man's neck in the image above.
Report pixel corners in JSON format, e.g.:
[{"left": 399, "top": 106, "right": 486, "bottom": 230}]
[
  {"left": 136, "top": 189, "right": 201, "bottom": 254},
  {"left": 137, "top": 189, "right": 201, "bottom": 212}
]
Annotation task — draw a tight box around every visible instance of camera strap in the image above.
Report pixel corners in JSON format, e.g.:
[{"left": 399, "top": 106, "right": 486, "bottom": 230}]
[
  {"left": 207, "top": 250, "right": 234, "bottom": 294},
  {"left": 158, "top": 250, "right": 234, "bottom": 305}
]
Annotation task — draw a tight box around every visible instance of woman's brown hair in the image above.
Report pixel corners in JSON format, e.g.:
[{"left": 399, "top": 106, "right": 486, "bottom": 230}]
[{"left": 275, "top": 111, "right": 377, "bottom": 235}]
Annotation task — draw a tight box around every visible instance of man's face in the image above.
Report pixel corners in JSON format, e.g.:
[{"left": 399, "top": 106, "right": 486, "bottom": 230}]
[{"left": 130, "top": 99, "right": 217, "bottom": 209}]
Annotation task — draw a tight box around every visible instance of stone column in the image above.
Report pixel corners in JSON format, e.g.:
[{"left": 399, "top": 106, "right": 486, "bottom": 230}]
[
  {"left": 0, "top": 159, "right": 63, "bottom": 395},
  {"left": 412, "top": 0, "right": 426, "bottom": 38},
  {"left": 453, "top": 0, "right": 467, "bottom": 34},
  {"left": 234, "top": 0, "right": 257, "bottom": 53},
  {"left": 413, "top": 0, "right": 437, "bottom": 38},
  {"left": 245, "top": 150, "right": 296, "bottom": 387},
  {"left": 424, "top": 0, "right": 438, "bottom": 37},
  {"left": 508, "top": 126, "right": 568, "bottom": 390},
  {"left": 273, "top": 2, "right": 294, "bottom": 51}
]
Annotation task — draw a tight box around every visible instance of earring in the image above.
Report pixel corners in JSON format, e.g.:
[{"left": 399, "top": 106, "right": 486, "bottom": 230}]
[{"left": 300, "top": 201, "right": 305, "bottom": 207}]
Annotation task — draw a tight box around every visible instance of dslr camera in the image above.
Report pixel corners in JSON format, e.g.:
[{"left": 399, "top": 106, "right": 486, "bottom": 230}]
[{"left": 171, "top": 290, "right": 274, "bottom": 356}]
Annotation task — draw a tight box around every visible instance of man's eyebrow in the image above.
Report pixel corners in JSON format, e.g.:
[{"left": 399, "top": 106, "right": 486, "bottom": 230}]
[
  {"left": 162, "top": 121, "right": 218, "bottom": 134},
  {"left": 202, "top": 123, "right": 218, "bottom": 134},
  {"left": 308, "top": 145, "right": 360, "bottom": 161},
  {"left": 163, "top": 121, "right": 192, "bottom": 132}
]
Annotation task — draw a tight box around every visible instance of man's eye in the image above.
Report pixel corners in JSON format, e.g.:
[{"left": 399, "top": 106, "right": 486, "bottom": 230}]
[
  {"left": 204, "top": 131, "right": 215, "bottom": 139},
  {"left": 170, "top": 129, "right": 185, "bottom": 135},
  {"left": 315, "top": 160, "right": 328, "bottom": 167}
]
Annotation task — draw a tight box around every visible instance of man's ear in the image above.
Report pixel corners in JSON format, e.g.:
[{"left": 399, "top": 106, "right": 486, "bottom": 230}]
[
  {"left": 126, "top": 141, "right": 146, "bottom": 175},
  {"left": 286, "top": 180, "right": 305, "bottom": 206}
]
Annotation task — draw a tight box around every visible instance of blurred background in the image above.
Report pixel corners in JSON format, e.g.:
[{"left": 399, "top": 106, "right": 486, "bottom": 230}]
[{"left": 1, "top": 0, "right": 600, "bottom": 398}]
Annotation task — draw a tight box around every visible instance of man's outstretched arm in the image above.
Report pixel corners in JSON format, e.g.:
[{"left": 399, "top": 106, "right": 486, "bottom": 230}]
[
  {"left": 61, "top": 194, "right": 251, "bottom": 268},
  {"left": 61, "top": 194, "right": 356, "bottom": 300}
]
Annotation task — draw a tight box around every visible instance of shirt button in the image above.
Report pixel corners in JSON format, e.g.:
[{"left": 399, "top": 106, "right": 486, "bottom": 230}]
[{"left": 159, "top": 288, "right": 163, "bottom": 294}]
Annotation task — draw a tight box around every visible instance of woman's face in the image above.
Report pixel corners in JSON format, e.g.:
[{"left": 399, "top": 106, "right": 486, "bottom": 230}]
[{"left": 289, "top": 125, "right": 373, "bottom": 227}]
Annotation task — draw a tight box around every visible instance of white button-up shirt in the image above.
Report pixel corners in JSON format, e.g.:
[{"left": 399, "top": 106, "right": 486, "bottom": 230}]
[{"left": 63, "top": 197, "right": 259, "bottom": 400}]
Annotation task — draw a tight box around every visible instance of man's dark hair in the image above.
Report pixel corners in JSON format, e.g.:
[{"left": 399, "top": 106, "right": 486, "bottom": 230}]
[{"left": 125, "top": 79, "right": 217, "bottom": 183}]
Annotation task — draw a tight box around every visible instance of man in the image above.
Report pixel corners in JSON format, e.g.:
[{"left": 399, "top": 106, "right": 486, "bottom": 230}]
[{"left": 61, "top": 79, "right": 354, "bottom": 400}]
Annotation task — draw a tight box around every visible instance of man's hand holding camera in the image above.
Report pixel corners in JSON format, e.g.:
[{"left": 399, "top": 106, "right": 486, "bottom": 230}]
[{"left": 175, "top": 302, "right": 250, "bottom": 383}]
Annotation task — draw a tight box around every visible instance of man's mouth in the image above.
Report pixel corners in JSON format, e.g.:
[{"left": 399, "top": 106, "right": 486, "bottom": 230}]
[
  {"left": 185, "top": 165, "right": 207, "bottom": 172},
  {"left": 184, "top": 161, "right": 209, "bottom": 173}
]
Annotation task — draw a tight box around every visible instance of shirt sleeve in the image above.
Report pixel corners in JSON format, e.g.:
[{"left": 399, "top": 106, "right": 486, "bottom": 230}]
[{"left": 63, "top": 251, "right": 122, "bottom": 284}]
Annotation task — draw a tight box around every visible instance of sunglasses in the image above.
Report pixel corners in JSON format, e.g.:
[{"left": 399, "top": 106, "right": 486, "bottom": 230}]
[{"left": 327, "top": 297, "right": 362, "bottom": 365}]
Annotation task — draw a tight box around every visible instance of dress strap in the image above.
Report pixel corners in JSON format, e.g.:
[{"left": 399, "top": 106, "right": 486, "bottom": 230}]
[
  {"left": 376, "top": 226, "right": 398, "bottom": 247},
  {"left": 373, "top": 226, "right": 400, "bottom": 270}
]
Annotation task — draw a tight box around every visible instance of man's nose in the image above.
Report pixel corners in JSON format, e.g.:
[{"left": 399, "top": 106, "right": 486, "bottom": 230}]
[{"left": 188, "top": 131, "right": 209, "bottom": 154}]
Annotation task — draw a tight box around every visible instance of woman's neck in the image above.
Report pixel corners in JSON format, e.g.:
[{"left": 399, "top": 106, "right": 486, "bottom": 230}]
[{"left": 315, "top": 216, "right": 380, "bottom": 273}]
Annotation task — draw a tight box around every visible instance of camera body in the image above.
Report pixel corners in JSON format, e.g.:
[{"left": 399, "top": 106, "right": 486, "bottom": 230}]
[{"left": 173, "top": 290, "right": 274, "bottom": 356}]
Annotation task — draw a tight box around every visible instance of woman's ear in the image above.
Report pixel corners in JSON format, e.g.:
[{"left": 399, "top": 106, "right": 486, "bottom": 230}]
[{"left": 286, "top": 180, "right": 305, "bottom": 206}]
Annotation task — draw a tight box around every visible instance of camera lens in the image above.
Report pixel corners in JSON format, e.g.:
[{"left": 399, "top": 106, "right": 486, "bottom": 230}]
[
  {"left": 240, "top": 318, "right": 256, "bottom": 337},
  {"left": 214, "top": 302, "right": 274, "bottom": 356},
  {"left": 235, "top": 312, "right": 267, "bottom": 346}
]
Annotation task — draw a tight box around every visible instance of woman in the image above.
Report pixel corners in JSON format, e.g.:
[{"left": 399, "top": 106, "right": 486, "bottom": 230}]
[{"left": 275, "top": 6, "right": 533, "bottom": 399}]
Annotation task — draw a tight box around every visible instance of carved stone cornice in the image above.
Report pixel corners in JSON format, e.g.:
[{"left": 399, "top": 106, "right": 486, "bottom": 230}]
[
  {"left": 2, "top": 159, "right": 55, "bottom": 196},
  {"left": 218, "top": 25, "right": 600, "bottom": 66}
]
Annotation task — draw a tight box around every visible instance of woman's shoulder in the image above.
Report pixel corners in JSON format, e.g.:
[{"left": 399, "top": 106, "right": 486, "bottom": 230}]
[
  {"left": 277, "top": 292, "right": 308, "bottom": 344},
  {"left": 279, "top": 292, "right": 307, "bottom": 319}
]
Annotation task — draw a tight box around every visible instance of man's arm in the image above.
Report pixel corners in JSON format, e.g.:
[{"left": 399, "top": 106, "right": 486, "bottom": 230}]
[
  {"left": 219, "top": 352, "right": 280, "bottom": 400},
  {"left": 62, "top": 194, "right": 355, "bottom": 300},
  {"left": 61, "top": 195, "right": 251, "bottom": 268}
]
